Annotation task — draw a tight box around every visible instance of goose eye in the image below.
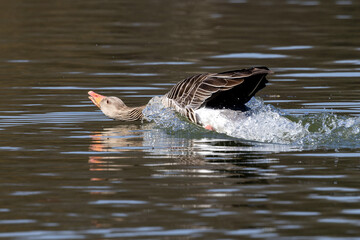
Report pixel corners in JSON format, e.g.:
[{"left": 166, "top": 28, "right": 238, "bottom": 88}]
[{"left": 106, "top": 100, "right": 110, "bottom": 104}]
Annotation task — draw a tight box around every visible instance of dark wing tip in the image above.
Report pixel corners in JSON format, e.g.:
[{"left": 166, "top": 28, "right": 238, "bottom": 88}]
[{"left": 218, "top": 66, "right": 273, "bottom": 76}]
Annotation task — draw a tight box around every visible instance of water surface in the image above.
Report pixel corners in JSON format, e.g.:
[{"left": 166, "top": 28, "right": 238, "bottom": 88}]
[{"left": 0, "top": 0, "right": 360, "bottom": 239}]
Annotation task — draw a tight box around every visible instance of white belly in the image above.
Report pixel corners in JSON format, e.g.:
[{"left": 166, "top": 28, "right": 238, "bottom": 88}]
[{"left": 195, "top": 108, "right": 247, "bottom": 131}]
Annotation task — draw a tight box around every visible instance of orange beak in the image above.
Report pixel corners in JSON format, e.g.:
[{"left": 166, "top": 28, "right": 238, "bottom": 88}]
[{"left": 88, "top": 91, "right": 106, "bottom": 109}]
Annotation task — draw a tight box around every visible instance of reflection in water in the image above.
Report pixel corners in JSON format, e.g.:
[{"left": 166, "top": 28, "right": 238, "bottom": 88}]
[
  {"left": 88, "top": 124, "right": 309, "bottom": 181},
  {"left": 89, "top": 124, "right": 300, "bottom": 157},
  {"left": 88, "top": 124, "right": 143, "bottom": 178}
]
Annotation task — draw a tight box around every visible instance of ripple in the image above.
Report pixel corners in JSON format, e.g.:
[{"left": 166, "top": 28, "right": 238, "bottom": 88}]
[
  {"left": 129, "top": 61, "right": 194, "bottom": 66},
  {"left": 63, "top": 71, "right": 84, "bottom": 75},
  {"left": 318, "top": 218, "right": 360, "bottom": 226},
  {"left": 0, "top": 219, "right": 36, "bottom": 224},
  {"left": 293, "top": 153, "right": 360, "bottom": 157},
  {"left": 103, "top": 228, "right": 212, "bottom": 238},
  {"left": 6, "top": 59, "right": 32, "bottom": 63},
  {"left": 287, "top": 0, "right": 320, "bottom": 5},
  {"left": 334, "top": 60, "right": 360, "bottom": 65},
  {"left": 89, "top": 200, "right": 147, "bottom": 205},
  {"left": 303, "top": 86, "right": 330, "bottom": 89},
  {"left": 207, "top": 188, "right": 240, "bottom": 193},
  {"left": 10, "top": 191, "right": 45, "bottom": 196},
  {"left": 187, "top": 208, "right": 236, "bottom": 217},
  {"left": 89, "top": 72, "right": 159, "bottom": 76},
  {"left": 210, "top": 52, "right": 287, "bottom": 59},
  {"left": 0, "top": 146, "right": 22, "bottom": 151},
  {"left": 279, "top": 211, "right": 320, "bottom": 216},
  {"left": 0, "top": 111, "right": 106, "bottom": 126},
  {"left": 342, "top": 209, "right": 360, "bottom": 215},
  {"left": 284, "top": 175, "right": 346, "bottom": 179},
  {"left": 0, "top": 230, "right": 83, "bottom": 239},
  {"left": 271, "top": 45, "right": 313, "bottom": 50},
  {"left": 312, "top": 187, "right": 359, "bottom": 192},
  {"left": 274, "top": 67, "right": 317, "bottom": 71},
  {"left": 303, "top": 102, "right": 360, "bottom": 107},
  {"left": 226, "top": 228, "right": 274, "bottom": 237},
  {"left": 336, "top": 15, "right": 352, "bottom": 19},
  {"left": 309, "top": 194, "right": 360, "bottom": 203},
  {"left": 277, "top": 72, "right": 360, "bottom": 77},
  {"left": 61, "top": 186, "right": 112, "bottom": 189}
]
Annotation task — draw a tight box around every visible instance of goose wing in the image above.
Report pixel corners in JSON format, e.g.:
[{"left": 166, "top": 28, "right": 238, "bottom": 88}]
[{"left": 165, "top": 66, "right": 272, "bottom": 111}]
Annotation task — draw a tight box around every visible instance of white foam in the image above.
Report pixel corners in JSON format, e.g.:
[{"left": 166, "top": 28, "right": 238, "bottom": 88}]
[
  {"left": 195, "top": 98, "right": 307, "bottom": 144},
  {"left": 143, "top": 96, "right": 360, "bottom": 148}
]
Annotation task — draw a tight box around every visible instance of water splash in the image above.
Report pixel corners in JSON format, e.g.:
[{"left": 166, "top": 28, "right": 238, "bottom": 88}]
[
  {"left": 195, "top": 99, "right": 306, "bottom": 144},
  {"left": 297, "top": 112, "right": 360, "bottom": 148},
  {"left": 142, "top": 97, "right": 206, "bottom": 136},
  {"left": 143, "top": 97, "right": 360, "bottom": 148}
]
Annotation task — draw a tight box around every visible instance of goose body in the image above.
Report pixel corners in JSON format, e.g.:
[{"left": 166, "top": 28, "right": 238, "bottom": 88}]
[{"left": 88, "top": 66, "right": 272, "bottom": 129}]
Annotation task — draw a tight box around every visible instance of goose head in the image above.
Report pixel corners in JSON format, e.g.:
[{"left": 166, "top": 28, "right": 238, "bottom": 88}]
[{"left": 88, "top": 91, "right": 143, "bottom": 121}]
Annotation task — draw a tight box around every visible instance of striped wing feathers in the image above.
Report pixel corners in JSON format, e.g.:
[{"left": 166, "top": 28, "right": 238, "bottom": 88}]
[
  {"left": 163, "top": 67, "right": 271, "bottom": 124},
  {"left": 166, "top": 71, "right": 252, "bottom": 110}
]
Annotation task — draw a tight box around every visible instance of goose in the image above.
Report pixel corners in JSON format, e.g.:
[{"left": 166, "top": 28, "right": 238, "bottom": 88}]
[{"left": 88, "top": 66, "right": 272, "bottom": 130}]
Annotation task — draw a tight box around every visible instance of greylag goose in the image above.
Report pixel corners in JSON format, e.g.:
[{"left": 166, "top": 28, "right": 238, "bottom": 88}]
[{"left": 88, "top": 66, "right": 272, "bottom": 130}]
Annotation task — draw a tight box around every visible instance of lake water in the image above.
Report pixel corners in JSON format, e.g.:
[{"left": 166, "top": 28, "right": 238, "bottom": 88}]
[{"left": 0, "top": 0, "right": 360, "bottom": 239}]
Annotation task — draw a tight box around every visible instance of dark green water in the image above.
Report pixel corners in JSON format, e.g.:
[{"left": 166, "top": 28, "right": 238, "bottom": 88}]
[{"left": 0, "top": 0, "right": 360, "bottom": 239}]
